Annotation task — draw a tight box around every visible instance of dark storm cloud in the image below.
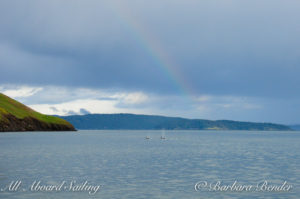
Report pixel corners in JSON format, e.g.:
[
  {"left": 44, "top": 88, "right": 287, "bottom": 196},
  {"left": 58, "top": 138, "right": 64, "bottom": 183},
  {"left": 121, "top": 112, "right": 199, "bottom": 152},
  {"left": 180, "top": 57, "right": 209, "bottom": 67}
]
[{"left": 0, "top": 0, "right": 300, "bottom": 98}]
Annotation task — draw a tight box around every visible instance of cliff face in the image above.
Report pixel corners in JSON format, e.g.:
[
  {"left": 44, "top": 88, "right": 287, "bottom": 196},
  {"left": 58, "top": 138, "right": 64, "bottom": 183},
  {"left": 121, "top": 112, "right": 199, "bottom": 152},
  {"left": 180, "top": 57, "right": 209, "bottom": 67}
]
[
  {"left": 0, "top": 93, "right": 75, "bottom": 132},
  {"left": 0, "top": 114, "right": 75, "bottom": 132}
]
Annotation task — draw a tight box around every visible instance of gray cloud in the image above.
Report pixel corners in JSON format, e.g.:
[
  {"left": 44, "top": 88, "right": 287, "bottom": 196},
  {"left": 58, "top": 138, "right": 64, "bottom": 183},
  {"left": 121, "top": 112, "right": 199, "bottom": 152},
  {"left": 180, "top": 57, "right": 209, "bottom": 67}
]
[
  {"left": 79, "top": 108, "right": 91, "bottom": 115},
  {"left": 0, "top": 0, "right": 300, "bottom": 123},
  {"left": 66, "top": 110, "right": 78, "bottom": 116},
  {"left": 49, "top": 106, "right": 59, "bottom": 112},
  {"left": 1, "top": 0, "right": 299, "bottom": 98},
  {"left": 65, "top": 108, "right": 91, "bottom": 116}
]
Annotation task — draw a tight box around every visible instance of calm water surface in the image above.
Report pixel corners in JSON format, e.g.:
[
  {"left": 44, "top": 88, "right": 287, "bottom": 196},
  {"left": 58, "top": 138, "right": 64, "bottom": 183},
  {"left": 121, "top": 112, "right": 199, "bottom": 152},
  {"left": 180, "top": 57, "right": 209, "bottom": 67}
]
[{"left": 0, "top": 130, "right": 299, "bottom": 199}]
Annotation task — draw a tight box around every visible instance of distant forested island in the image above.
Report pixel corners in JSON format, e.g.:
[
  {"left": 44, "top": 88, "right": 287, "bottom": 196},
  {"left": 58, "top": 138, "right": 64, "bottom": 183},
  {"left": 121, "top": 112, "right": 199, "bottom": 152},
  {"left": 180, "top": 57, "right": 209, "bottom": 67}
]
[
  {"left": 289, "top": 125, "right": 300, "bottom": 130},
  {"left": 59, "top": 113, "right": 291, "bottom": 131}
]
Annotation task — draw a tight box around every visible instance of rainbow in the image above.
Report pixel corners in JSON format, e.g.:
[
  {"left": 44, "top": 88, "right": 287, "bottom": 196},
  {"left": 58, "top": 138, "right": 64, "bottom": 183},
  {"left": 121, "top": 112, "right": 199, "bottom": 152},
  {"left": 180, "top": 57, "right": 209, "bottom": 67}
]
[{"left": 109, "top": 2, "right": 195, "bottom": 98}]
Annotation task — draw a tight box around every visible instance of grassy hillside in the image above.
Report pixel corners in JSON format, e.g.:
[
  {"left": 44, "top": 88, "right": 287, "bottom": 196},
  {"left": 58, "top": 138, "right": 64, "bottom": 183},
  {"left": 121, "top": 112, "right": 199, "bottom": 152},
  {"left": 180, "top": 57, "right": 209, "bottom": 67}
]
[{"left": 0, "top": 93, "right": 74, "bottom": 128}]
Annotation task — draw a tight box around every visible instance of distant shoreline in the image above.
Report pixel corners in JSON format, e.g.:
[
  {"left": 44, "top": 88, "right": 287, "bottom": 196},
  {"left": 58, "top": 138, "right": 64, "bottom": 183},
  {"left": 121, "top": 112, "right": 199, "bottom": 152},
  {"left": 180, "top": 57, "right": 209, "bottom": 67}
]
[{"left": 59, "top": 113, "right": 292, "bottom": 131}]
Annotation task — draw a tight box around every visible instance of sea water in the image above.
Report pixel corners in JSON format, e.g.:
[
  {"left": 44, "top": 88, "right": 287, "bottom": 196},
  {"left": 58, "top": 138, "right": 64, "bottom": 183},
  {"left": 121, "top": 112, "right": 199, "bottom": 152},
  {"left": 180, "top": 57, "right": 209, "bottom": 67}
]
[{"left": 0, "top": 130, "right": 299, "bottom": 199}]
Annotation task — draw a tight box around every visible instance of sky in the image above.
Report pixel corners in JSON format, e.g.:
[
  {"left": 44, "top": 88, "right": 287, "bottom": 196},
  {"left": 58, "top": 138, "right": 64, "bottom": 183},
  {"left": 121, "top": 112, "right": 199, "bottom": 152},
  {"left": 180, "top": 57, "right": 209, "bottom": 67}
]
[{"left": 0, "top": 0, "right": 300, "bottom": 124}]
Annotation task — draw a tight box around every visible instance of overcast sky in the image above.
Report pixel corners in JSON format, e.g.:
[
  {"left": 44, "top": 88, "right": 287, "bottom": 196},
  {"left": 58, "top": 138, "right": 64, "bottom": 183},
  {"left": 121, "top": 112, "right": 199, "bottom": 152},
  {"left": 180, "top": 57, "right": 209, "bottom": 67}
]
[{"left": 0, "top": 0, "right": 300, "bottom": 124}]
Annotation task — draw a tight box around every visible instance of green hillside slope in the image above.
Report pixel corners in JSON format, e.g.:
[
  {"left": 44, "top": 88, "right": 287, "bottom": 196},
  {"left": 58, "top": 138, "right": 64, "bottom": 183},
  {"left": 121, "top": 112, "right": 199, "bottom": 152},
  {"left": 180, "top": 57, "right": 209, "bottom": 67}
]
[{"left": 0, "top": 93, "right": 75, "bottom": 132}]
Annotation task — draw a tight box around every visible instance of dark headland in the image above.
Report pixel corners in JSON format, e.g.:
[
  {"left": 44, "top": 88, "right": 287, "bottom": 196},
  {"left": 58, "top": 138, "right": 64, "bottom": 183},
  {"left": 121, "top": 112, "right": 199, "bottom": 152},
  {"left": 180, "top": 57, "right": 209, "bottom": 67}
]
[
  {"left": 60, "top": 113, "right": 291, "bottom": 131},
  {"left": 0, "top": 93, "right": 75, "bottom": 132}
]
